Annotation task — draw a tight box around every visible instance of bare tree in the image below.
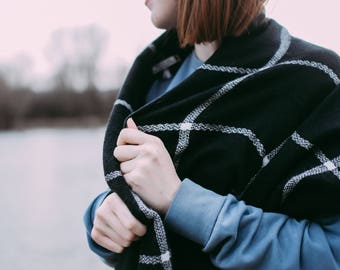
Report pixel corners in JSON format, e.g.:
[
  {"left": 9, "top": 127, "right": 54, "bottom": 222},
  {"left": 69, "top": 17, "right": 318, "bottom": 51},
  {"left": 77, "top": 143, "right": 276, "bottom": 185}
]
[
  {"left": 46, "top": 24, "right": 108, "bottom": 91},
  {"left": 0, "top": 75, "right": 14, "bottom": 129},
  {"left": 0, "top": 54, "right": 33, "bottom": 89}
]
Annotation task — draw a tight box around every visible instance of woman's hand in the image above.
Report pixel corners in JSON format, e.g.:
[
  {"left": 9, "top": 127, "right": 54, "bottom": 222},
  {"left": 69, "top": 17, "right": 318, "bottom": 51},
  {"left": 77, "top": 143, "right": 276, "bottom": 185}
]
[
  {"left": 91, "top": 192, "right": 147, "bottom": 253},
  {"left": 114, "top": 118, "right": 181, "bottom": 214}
]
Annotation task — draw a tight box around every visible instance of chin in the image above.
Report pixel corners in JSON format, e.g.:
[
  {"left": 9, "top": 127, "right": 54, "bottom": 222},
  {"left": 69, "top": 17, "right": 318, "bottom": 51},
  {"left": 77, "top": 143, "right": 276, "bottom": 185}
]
[{"left": 151, "top": 16, "right": 176, "bottom": 30}]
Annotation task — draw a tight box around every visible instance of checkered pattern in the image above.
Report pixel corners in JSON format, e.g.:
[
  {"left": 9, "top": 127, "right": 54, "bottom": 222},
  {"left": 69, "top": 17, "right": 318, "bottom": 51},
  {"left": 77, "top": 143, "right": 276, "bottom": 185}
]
[{"left": 102, "top": 18, "right": 340, "bottom": 269}]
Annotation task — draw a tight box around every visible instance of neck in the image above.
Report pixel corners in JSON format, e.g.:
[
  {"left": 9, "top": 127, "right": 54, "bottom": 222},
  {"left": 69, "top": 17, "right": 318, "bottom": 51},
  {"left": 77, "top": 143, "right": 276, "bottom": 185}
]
[{"left": 194, "top": 41, "right": 219, "bottom": 62}]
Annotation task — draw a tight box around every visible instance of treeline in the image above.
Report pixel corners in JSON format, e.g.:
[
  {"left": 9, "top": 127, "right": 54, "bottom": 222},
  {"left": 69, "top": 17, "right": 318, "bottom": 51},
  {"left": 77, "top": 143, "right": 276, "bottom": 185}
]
[
  {"left": 0, "top": 77, "right": 118, "bottom": 130},
  {"left": 0, "top": 24, "right": 128, "bottom": 130}
]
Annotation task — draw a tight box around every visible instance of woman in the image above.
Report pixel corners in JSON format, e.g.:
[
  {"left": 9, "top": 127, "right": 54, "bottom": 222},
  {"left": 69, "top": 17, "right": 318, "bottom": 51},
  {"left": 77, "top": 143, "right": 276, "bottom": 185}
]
[{"left": 84, "top": 0, "right": 340, "bottom": 269}]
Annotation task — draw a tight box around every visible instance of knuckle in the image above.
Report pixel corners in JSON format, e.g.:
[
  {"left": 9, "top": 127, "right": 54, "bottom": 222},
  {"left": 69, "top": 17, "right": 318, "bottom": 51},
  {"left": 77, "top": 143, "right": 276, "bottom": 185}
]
[
  {"left": 126, "top": 172, "right": 138, "bottom": 187},
  {"left": 141, "top": 156, "right": 155, "bottom": 169},
  {"left": 140, "top": 224, "right": 147, "bottom": 235},
  {"left": 125, "top": 219, "right": 137, "bottom": 231},
  {"left": 117, "top": 129, "right": 128, "bottom": 144},
  {"left": 120, "top": 162, "right": 128, "bottom": 173},
  {"left": 95, "top": 208, "right": 105, "bottom": 220},
  {"left": 112, "top": 192, "right": 121, "bottom": 201},
  {"left": 121, "top": 239, "right": 132, "bottom": 248},
  {"left": 153, "top": 136, "right": 162, "bottom": 145},
  {"left": 121, "top": 128, "right": 129, "bottom": 137},
  {"left": 150, "top": 147, "right": 158, "bottom": 158},
  {"left": 113, "top": 147, "right": 119, "bottom": 157},
  {"left": 130, "top": 180, "right": 141, "bottom": 193},
  {"left": 114, "top": 245, "right": 124, "bottom": 254},
  {"left": 91, "top": 229, "right": 101, "bottom": 242},
  {"left": 143, "top": 145, "right": 159, "bottom": 161},
  {"left": 142, "top": 144, "right": 153, "bottom": 155},
  {"left": 124, "top": 231, "right": 135, "bottom": 242},
  {"left": 108, "top": 193, "right": 119, "bottom": 207},
  {"left": 116, "top": 134, "right": 122, "bottom": 144}
]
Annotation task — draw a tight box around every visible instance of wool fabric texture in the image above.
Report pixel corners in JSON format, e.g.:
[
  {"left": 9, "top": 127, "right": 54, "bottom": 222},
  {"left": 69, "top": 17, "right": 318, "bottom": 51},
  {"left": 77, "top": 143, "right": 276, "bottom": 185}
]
[{"left": 102, "top": 19, "right": 340, "bottom": 269}]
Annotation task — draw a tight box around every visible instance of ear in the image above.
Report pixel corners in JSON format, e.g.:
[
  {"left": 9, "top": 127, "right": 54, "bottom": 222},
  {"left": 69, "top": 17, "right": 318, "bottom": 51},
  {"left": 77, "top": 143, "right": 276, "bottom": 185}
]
[{"left": 127, "top": 118, "right": 138, "bottom": 130}]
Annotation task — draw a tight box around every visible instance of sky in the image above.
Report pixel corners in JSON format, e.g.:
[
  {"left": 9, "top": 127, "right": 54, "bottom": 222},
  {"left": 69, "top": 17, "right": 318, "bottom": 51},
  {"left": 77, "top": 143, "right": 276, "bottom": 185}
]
[{"left": 0, "top": 0, "right": 339, "bottom": 90}]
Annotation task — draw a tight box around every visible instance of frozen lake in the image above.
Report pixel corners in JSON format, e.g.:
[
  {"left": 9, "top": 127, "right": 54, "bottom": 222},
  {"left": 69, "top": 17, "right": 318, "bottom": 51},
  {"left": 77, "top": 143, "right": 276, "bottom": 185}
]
[{"left": 0, "top": 127, "right": 112, "bottom": 269}]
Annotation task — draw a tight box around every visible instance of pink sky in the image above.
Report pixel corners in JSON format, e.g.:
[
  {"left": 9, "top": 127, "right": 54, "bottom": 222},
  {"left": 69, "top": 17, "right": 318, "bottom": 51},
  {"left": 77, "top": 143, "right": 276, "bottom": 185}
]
[{"left": 0, "top": 0, "right": 339, "bottom": 90}]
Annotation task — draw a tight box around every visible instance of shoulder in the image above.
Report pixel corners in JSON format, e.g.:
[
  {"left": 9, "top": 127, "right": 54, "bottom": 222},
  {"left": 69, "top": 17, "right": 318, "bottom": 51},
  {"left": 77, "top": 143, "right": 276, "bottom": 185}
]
[
  {"left": 263, "top": 23, "right": 340, "bottom": 88},
  {"left": 264, "top": 19, "right": 339, "bottom": 76},
  {"left": 283, "top": 30, "right": 340, "bottom": 77}
]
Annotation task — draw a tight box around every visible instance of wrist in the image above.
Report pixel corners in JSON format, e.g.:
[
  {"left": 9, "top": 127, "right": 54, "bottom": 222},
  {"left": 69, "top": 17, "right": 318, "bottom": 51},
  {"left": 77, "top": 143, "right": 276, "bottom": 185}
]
[{"left": 161, "top": 177, "right": 181, "bottom": 214}]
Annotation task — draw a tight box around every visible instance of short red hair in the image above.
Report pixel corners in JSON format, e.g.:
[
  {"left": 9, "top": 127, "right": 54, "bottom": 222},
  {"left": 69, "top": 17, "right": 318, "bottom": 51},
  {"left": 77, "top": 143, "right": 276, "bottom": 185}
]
[{"left": 177, "top": 0, "right": 267, "bottom": 47}]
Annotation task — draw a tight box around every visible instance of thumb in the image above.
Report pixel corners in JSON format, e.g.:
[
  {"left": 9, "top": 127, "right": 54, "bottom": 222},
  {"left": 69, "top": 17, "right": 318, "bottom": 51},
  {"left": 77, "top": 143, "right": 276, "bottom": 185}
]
[{"left": 127, "top": 118, "right": 138, "bottom": 130}]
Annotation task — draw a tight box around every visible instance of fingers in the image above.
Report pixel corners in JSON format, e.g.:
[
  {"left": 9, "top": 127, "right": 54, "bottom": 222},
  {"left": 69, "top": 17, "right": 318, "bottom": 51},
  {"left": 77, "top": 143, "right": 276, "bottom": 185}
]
[
  {"left": 114, "top": 145, "right": 139, "bottom": 161},
  {"left": 117, "top": 118, "right": 162, "bottom": 148},
  {"left": 91, "top": 230, "right": 125, "bottom": 253},
  {"left": 91, "top": 193, "right": 147, "bottom": 254},
  {"left": 127, "top": 118, "right": 138, "bottom": 129},
  {"left": 117, "top": 128, "right": 148, "bottom": 146},
  {"left": 117, "top": 117, "right": 141, "bottom": 146},
  {"left": 92, "top": 201, "right": 128, "bottom": 253},
  {"left": 108, "top": 193, "right": 147, "bottom": 237},
  {"left": 94, "top": 209, "right": 138, "bottom": 248},
  {"left": 120, "top": 159, "right": 135, "bottom": 174}
]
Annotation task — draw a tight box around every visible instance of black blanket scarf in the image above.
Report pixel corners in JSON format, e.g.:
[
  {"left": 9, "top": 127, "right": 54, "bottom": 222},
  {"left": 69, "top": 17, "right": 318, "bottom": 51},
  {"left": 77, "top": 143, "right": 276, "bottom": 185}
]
[{"left": 102, "top": 19, "right": 340, "bottom": 269}]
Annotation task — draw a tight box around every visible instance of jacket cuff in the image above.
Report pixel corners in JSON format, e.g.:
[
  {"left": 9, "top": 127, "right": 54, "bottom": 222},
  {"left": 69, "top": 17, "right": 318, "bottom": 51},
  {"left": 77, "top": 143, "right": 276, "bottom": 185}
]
[{"left": 164, "top": 179, "right": 226, "bottom": 246}]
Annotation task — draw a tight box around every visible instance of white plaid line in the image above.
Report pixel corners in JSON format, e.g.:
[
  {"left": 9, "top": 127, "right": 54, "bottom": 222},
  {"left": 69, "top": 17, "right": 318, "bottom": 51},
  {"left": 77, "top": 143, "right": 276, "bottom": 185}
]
[
  {"left": 324, "top": 161, "right": 337, "bottom": 171},
  {"left": 173, "top": 28, "right": 293, "bottom": 166},
  {"left": 179, "top": 122, "right": 193, "bottom": 131},
  {"left": 291, "top": 132, "right": 340, "bottom": 180},
  {"left": 291, "top": 132, "right": 313, "bottom": 150},
  {"left": 114, "top": 99, "right": 133, "bottom": 112},
  {"left": 282, "top": 155, "right": 340, "bottom": 202},
  {"left": 239, "top": 137, "right": 288, "bottom": 198},
  {"left": 315, "top": 150, "right": 340, "bottom": 179},
  {"left": 138, "top": 123, "right": 180, "bottom": 133},
  {"left": 199, "top": 28, "right": 291, "bottom": 75},
  {"left": 263, "top": 27, "right": 291, "bottom": 68},
  {"left": 199, "top": 64, "right": 257, "bottom": 74},
  {"left": 132, "top": 193, "right": 172, "bottom": 270},
  {"left": 105, "top": 170, "right": 122, "bottom": 182},
  {"left": 174, "top": 74, "right": 252, "bottom": 166},
  {"left": 139, "top": 251, "right": 171, "bottom": 265},
  {"left": 276, "top": 60, "right": 340, "bottom": 85},
  {"left": 139, "top": 122, "right": 266, "bottom": 159}
]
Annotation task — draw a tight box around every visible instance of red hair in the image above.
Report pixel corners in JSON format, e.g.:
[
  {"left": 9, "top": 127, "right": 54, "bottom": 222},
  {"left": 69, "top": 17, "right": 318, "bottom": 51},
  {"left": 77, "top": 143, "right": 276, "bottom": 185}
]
[{"left": 177, "top": 0, "right": 267, "bottom": 47}]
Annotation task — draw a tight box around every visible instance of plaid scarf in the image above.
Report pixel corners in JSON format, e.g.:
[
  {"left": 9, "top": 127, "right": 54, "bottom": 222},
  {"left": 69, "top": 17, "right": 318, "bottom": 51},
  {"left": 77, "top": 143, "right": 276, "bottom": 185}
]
[
  {"left": 102, "top": 19, "right": 340, "bottom": 269},
  {"left": 103, "top": 98, "right": 173, "bottom": 269}
]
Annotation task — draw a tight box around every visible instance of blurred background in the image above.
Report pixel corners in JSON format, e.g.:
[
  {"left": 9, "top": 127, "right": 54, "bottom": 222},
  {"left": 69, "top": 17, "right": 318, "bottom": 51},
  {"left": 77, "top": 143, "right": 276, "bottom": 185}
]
[{"left": 0, "top": 0, "right": 339, "bottom": 269}]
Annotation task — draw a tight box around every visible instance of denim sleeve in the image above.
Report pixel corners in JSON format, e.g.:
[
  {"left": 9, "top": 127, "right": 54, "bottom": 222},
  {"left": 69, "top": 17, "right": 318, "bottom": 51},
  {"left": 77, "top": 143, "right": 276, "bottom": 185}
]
[
  {"left": 83, "top": 190, "right": 120, "bottom": 267},
  {"left": 165, "top": 179, "right": 340, "bottom": 270}
]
